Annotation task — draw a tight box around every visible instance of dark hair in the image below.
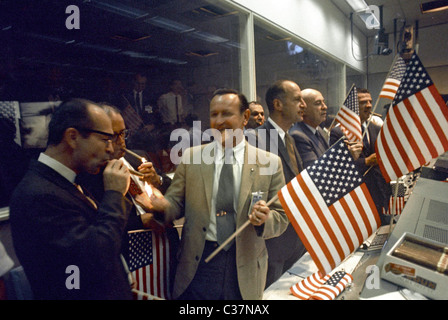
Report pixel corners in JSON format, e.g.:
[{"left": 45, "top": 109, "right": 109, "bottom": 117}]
[
  {"left": 265, "top": 79, "right": 289, "bottom": 113},
  {"left": 47, "top": 98, "right": 97, "bottom": 146},
  {"left": 357, "top": 88, "right": 370, "bottom": 94},
  {"left": 211, "top": 88, "right": 249, "bottom": 113}
]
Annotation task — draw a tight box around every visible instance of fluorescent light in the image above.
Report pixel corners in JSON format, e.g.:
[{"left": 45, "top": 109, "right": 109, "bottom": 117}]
[
  {"left": 345, "top": 0, "right": 369, "bottom": 12},
  {"left": 89, "top": 0, "right": 149, "bottom": 19},
  {"left": 145, "top": 16, "right": 195, "bottom": 33},
  {"left": 421, "top": 0, "right": 448, "bottom": 13}
]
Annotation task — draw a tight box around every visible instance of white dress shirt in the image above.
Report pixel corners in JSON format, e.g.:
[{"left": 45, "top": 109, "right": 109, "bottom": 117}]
[{"left": 205, "top": 139, "right": 245, "bottom": 242}]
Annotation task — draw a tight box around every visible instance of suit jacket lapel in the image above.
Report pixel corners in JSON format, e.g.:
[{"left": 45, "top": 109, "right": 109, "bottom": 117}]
[
  {"left": 201, "top": 145, "right": 214, "bottom": 214},
  {"left": 32, "top": 161, "right": 97, "bottom": 211}
]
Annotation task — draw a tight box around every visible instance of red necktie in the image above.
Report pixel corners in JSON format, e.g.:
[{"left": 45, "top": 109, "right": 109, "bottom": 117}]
[{"left": 128, "top": 178, "right": 143, "bottom": 197}]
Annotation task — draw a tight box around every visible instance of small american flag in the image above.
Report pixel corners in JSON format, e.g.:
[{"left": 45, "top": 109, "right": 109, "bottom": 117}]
[
  {"left": 379, "top": 56, "right": 407, "bottom": 100},
  {"left": 383, "top": 182, "right": 406, "bottom": 216},
  {"left": 278, "top": 140, "right": 380, "bottom": 275},
  {"left": 290, "top": 271, "right": 328, "bottom": 300},
  {"left": 309, "top": 271, "right": 353, "bottom": 300},
  {"left": 126, "top": 230, "right": 171, "bottom": 300},
  {"left": 290, "top": 271, "right": 352, "bottom": 300},
  {"left": 335, "top": 86, "right": 362, "bottom": 143},
  {"left": 375, "top": 54, "right": 448, "bottom": 183},
  {"left": 121, "top": 104, "right": 144, "bottom": 132}
]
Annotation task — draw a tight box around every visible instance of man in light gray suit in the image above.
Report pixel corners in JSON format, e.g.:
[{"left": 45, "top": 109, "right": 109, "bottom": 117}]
[{"left": 151, "top": 89, "right": 289, "bottom": 300}]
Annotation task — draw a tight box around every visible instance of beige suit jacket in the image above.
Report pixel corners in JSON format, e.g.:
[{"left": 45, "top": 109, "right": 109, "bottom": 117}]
[{"left": 163, "top": 141, "right": 289, "bottom": 300}]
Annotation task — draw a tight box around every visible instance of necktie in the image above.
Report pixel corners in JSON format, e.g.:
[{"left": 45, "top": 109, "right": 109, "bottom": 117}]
[
  {"left": 215, "top": 152, "right": 236, "bottom": 251},
  {"left": 285, "top": 133, "right": 299, "bottom": 175},
  {"left": 362, "top": 125, "right": 370, "bottom": 150},
  {"left": 74, "top": 183, "right": 98, "bottom": 209},
  {"left": 315, "top": 129, "right": 327, "bottom": 151},
  {"left": 128, "top": 178, "right": 143, "bottom": 197}
]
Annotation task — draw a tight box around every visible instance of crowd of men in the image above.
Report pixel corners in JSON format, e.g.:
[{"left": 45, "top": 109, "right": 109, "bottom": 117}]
[{"left": 2, "top": 77, "right": 392, "bottom": 300}]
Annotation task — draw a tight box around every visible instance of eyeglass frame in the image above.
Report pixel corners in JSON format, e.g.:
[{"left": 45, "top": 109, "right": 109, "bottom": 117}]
[
  {"left": 74, "top": 127, "right": 114, "bottom": 141},
  {"left": 112, "top": 129, "right": 129, "bottom": 142}
]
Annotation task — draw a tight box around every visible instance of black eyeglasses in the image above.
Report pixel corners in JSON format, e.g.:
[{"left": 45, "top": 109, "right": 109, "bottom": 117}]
[
  {"left": 75, "top": 127, "right": 114, "bottom": 139},
  {"left": 112, "top": 129, "right": 129, "bottom": 141}
]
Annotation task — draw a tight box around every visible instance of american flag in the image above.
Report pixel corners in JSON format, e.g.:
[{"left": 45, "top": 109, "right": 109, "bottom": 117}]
[
  {"left": 383, "top": 181, "right": 406, "bottom": 216},
  {"left": 290, "top": 271, "right": 328, "bottom": 300},
  {"left": 0, "top": 101, "right": 21, "bottom": 145},
  {"left": 121, "top": 104, "right": 144, "bottom": 132},
  {"left": 0, "top": 101, "right": 19, "bottom": 121},
  {"left": 126, "top": 230, "right": 171, "bottom": 300},
  {"left": 335, "top": 86, "right": 362, "bottom": 143},
  {"left": 278, "top": 140, "right": 380, "bottom": 275},
  {"left": 379, "top": 56, "right": 407, "bottom": 100},
  {"left": 375, "top": 54, "right": 448, "bottom": 183},
  {"left": 290, "top": 271, "right": 352, "bottom": 300}
]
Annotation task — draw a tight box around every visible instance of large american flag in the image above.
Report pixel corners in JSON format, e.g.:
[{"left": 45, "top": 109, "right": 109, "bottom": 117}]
[
  {"left": 126, "top": 230, "right": 171, "bottom": 300},
  {"left": 375, "top": 54, "right": 448, "bottom": 183},
  {"left": 335, "top": 86, "right": 362, "bottom": 143},
  {"left": 278, "top": 140, "right": 380, "bottom": 275},
  {"left": 379, "top": 56, "right": 407, "bottom": 100},
  {"left": 290, "top": 271, "right": 353, "bottom": 300}
]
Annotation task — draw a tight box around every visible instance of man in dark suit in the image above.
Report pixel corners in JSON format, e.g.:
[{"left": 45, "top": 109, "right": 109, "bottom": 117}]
[
  {"left": 248, "top": 79, "right": 308, "bottom": 288},
  {"left": 330, "top": 88, "right": 391, "bottom": 225},
  {"left": 290, "top": 88, "right": 330, "bottom": 168},
  {"left": 77, "top": 104, "right": 178, "bottom": 298},
  {"left": 9, "top": 99, "right": 133, "bottom": 300}
]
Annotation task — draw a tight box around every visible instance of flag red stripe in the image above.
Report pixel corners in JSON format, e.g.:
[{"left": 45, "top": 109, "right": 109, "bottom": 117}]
[
  {"left": 338, "top": 197, "right": 364, "bottom": 247},
  {"left": 298, "top": 177, "right": 346, "bottom": 263},
  {"left": 328, "top": 205, "right": 355, "bottom": 255},
  {"left": 278, "top": 187, "right": 326, "bottom": 274},
  {"left": 395, "top": 102, "right": 426, "bottom": 168},
  {"left": 429, "top": 85, "right": 448, "bottom": 123},
  {"left": 375, "top": 136, "right": 392, "bottom": 183},
  {"left": 416, "top": 89, "right": 448, "bottom": 154},
  {"left": 361, "top": 183, "right": 381, "bottom": 227},
  {"left": 376, "top": 111, "right": 409, "bottom": 182},
  {"left": 297, "top": 176, "right": 336, "bottom": 270},
  {"left": 407, "top": 94, "right": 438, "bottom": 158},
  {"left": 351, "top": 189, "right": 374, "bottom": 237}
]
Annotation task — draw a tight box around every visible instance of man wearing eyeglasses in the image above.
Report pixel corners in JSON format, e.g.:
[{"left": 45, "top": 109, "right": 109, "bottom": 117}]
[
  {"left": 10, "top": 98, "right": 133, "bottom": 300},
  {"left": 77, "top": 103, "right": 177, "bottom": 299}
]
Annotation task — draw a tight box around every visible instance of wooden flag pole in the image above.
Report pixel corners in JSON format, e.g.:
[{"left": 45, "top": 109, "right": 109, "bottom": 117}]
[{"left": 205, "top": 194, "right": 279, "bottom": 263}]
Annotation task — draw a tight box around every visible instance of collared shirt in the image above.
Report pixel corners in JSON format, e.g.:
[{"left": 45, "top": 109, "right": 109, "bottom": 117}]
[
  {"left": 304, "top": 123, "right": 317, "bottom": 135},
  {"left": 158, "top": 91, "right": 183, "bottom": 124},
  {"left": 268, "top": 117, "right": 286, "bottom": 143},
  {"left": 38, "top": 153, "right": 76, "bottom": 184},
  {"left": 121, "top": 157, "right": 147, "bottom": 216},
  {"left": 205, "top": 139, "right": 245, "bottom": 242}
]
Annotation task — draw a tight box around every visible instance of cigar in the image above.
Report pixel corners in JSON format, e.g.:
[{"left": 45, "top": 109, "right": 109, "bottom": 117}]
[
  {"left": 123, "top": 148, "right": 146, "bottom": 163},
  {"left": 371, "top": 112, "right": 382, "bottom": 118},
  {"left": 129, "top": 168, "right": 144, "bottom": 177}
]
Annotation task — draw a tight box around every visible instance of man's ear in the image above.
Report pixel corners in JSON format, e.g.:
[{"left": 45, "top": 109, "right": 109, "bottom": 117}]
[
  {"left": 63, "top": 127, "right": 80, "bottom": 149},
  {"left": 273, "top": 98, "right": 283, "bottom": 112},
  {"left": 242, "top": 108, "right": 250, "bottom": 127}
]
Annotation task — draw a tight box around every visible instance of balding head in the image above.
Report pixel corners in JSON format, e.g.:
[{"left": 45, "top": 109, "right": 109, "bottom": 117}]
[{"left": 301, "top": 89, "right": 327, "bottom": 128}]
